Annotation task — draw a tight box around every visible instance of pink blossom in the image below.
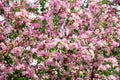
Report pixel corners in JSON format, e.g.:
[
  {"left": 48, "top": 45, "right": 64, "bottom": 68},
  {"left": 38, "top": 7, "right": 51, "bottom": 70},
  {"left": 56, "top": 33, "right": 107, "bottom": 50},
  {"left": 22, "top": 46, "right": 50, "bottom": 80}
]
[
  {"left": 108, "top": 75, "right": 117, "bottom": 80},
  {"left": 11, "top": 46, "right": 23, "bottom": 56}
]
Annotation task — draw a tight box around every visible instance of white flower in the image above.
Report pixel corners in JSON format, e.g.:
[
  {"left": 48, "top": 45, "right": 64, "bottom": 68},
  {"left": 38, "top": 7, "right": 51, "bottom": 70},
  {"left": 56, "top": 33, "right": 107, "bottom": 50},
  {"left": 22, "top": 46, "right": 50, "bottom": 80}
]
[
  {"left": 28, "top": 13, "right": 36, "bottom": 19},
  {"left": 30, "top": 59, "right": 38, "bottom": 66},
  {"left": 26, "top": 46, "right": 31, "bottom": 51},
  {"left": 66, "top": 28, "right": 69, "bottom": 36},
  {"left": 0, "top": 16, "right": 4, "bottom": 21},
  {"left": 27, "top": 0, "right": 38, "bottom": 3}
]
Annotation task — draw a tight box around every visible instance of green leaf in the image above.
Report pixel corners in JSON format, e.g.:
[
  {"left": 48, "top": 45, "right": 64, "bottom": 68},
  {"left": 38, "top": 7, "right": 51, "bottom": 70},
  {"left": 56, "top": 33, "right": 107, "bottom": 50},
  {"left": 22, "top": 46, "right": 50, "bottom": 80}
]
[
  {"left": 66, "top": 76, "right": 71, "bottom": 80},
  {"left": 42, "top": 20, "right": 47, "bottom": 26},
  {"left": 84, "top": 25, "right": 89, "bottom": 31},
  {"left": 0, "top": 8, "right": 4, "bottom": 14},
  {"left": 98, "top": 70, "right": 103, "bottom": 75},
  {"left": 79, "top": 73, "right": 86, "bottom": 78},
  {"left": 13, "top": 8, "right": 20, "bottom": 13},
  {"left": 72, "top": 0, "right": 76, "bottom": 3},
  {"left": 32, "top": 53, "right": 38, "bottom": 59},
  {"left": 71, "top": 7, "right": 75, "bottom": 13},
  {"left": 57, "top": 70, "right": 61, "bottom": 78},
  {"left": 23, "top": 36, "right": 29, "bottom": 42},
  {"left": 103, "top": 62, "right": 112, "bottom": 65},
  {"left": 103, "top": 50, "right": 109, "bottom": 58},
  {"left": 17, "top": 77, "right": 26, "bottom": 80},
  {"left": 104, "top": 70, "right": 111, "bottom": 77},
  {"left": 118, "top": 57, "right": 120, "bottom": 64},
  {"left": 14, "top": 70, "right": 22, "bottom": 74},
  {"left": 69, "top": 49, "right": 76, "bottom": 54},
  {"left": 4, "top": 56, "right": 13, "bottom": 65},
  {"left": 100, "top": 8, "right": 105, "bottom": 14},
  {"left": 53, "top": 13, "right": 60, "bottom": 29},
  {"left": 38, "top": 70, "right": 47, "bottom": 75},
  {"left": 22, "top": 49, "right": 30, "bottom": 56},
  {"left": 102, "top": 0, "right": 110, "bottom": 4},
  {"left": 38, "top": 57, "right": 46, "bottom": 63},
  {"left": 48, "top": 65, "right": 55, "bottom": 69},
  {"left": 9, "top": 29, "right": 19, "bottom": 42},
  {"left": 66, "top": 17, "right": 70, "bottom": 24},
  {"left": 42, "top": 78, "right": 52, "bottom": 80},
  {"left": 73, "top": 29, "right": 79, "bottom": 35},
  {"left": 63, "top": 65, "right": 69, "bottom": 71},
  {"left": 21, "top": 23, "right": 28, "bottom": 29},
  {"left": 31, "top": 19, "right": 37, "bottom": 23},
  {"left": 82, "top": 61, "right": 87, "bottom": 66},
  {"left": 107, "top": 42, "right": 111, "bottom": 46},
  {"left": 70, "top": 38, "right": 75, "bottom": 42},
  {"left": 7, "top": 73, "right": 14, "bottom": 79},
  {"left": 83, "top": 3, "right": 89, "bottom": 8},
  {"left": 40, "top": 26, "right": 46, "bottom": 33},
  {"left": 40, "top": 0, "right": 47, "bottom": 11},
  {"left": 61, "top": 47, "right": 66, "bottom": 54},
  {"left": 28, "top": 7, "right": 38, "bottom": 14},
  {"left": 98, "top": 70, "right": 111, "bottom": 77},
  {"left": 40, "top": 20, "right": 47, "bottom": 33},
  {"left": 112, "top": 48, "right": 120, "bottom": 56},
  {"left": 49, "top": 47, "right": 57, "bottom": 53}
]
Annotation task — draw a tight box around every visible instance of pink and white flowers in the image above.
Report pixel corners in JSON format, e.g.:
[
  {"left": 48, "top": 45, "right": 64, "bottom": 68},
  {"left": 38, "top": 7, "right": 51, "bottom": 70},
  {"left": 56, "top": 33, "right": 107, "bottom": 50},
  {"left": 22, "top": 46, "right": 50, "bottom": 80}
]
[{"left": 0, "top": 0, "right": 119, "bottom": 80}]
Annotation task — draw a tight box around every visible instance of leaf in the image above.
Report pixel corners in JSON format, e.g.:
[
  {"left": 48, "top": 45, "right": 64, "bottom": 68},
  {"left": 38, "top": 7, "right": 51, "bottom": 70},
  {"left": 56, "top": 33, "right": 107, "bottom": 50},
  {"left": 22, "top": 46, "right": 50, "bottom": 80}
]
[
  {"left": 31, "top": 19, "right": 37, "bottom": 23},
  {"left": 9, "top": 29, "right": 19, "bottom": 42},
  {"left": 23, "top": 36, "right": 29, "bottom": 42},
  {"left": 17, "top": 77, "right": 26, "bottom": 80},
  {"left": 42, "top": 20, "right": 47, "bottom": 26},
  {"left": 13, "top": 8, "right": 20, "bottom": 13},
  {"left": 73, "top": 29, "right": 79, "bottom": 35},
  {"left": 38, "top": 70, "right": 47, "bottom": 75},
  {"left": 84, "top": 25, "right": 89, "bottom": 31},
  {"left": 72, "top": 0, "right": 76, "bottom": 3},
  {"left": 4, "top": 56, "right": 13, "bottom": 65},
  {"left": 61, "top": 47, "right": 66, "bottom": 54},
  {"left": 48, "top": 65, "right": 55, "bottom": 69},
  {"left": 66, "top": 17, "right": 70, "bottom": 24},
  {"left": 57, "top": 70, "right": 61, "bottom": 78},
  {"left": 71, "top": 7, "right": 76, "bottom": 13},
  {"left": 79, "top": 73, "right": 86, "bottom": 78},
  {"left": 104, "top": 71, "right": 111, "bottom": 77},
  {"left": 21, "top": 23, "right": 28, "bottom": 29},
  {"left": 83, "top": 3, "right": 89, "bottom": 8},
  {"left": 7, "top": 73, "right": 14, "bottom": 79},
  {"left": 66, "top": 76, "right": 71, "bottom": 80},
  {"left": 0, "top": 8, "right": 4, "bottom": 14},
  {"left": 40, "top": 26, "right": 46, "bottom": 33},
  {"left": 42, "top": 78, "right": 52, "bottom": 80},
  {"left": 112, "top": 48, "right": 120, "bottom": 56},
  {"left": 53, "top": 13, "right": 60, "bottom": 29},
  {"left": 28, "top": 7, "right": 38, "bottom": 14},
  {"left": 40, "top": 0, "right": 47, "bottom": 11},
  {"left": 63, "top": 65, "right": 69, "bottom": 71},
  {"left": 49, "top": 47, "right": 57, "bottom": 53},
  {"left": 32, "top": 53, "right": 38, "bottom": 59},
  {"left": 22, "top": 49, "right": 30, "bottom": 56},
  {"left": 69, "top": 49, "right": 76, "bottom": 54},
  {"left": 103, "top": 62, "right": 112, "bottom": 65},
  {"left": 102, "top": 0, "right": 110, "bottom": 4},
  {"left": 107, "top": 42, "right": 111, "bottom": 46},
  {"left": 103, "top": 50, "right": 109, "bottom": 58},
  {"left": 38, "top": 57, "right": 46, "bottom": 63},
  {"left": 82, "top": 61, "right": 87, "bottom": 66}
]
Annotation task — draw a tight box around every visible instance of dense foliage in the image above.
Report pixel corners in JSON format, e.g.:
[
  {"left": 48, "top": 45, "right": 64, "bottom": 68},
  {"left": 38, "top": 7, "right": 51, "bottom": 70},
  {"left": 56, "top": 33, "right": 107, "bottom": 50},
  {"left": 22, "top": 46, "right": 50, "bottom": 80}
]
[{"left": 0, "top": 0, "right": 120, "bottom": 80}]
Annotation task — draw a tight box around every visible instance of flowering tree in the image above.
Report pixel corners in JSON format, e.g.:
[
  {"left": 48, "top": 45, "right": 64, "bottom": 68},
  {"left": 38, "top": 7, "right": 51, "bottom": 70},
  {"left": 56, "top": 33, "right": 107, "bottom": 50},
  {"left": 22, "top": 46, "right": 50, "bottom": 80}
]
[{"left": 0, "top": 0, "right": 120, "bottom": 80}]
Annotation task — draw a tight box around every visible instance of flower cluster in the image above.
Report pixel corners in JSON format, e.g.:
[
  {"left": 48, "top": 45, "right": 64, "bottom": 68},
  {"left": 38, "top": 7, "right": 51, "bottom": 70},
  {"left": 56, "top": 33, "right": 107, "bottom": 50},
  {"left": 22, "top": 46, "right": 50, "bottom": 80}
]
[{"left": 0, "top": 0, "right": 120, "bottom": 80}]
